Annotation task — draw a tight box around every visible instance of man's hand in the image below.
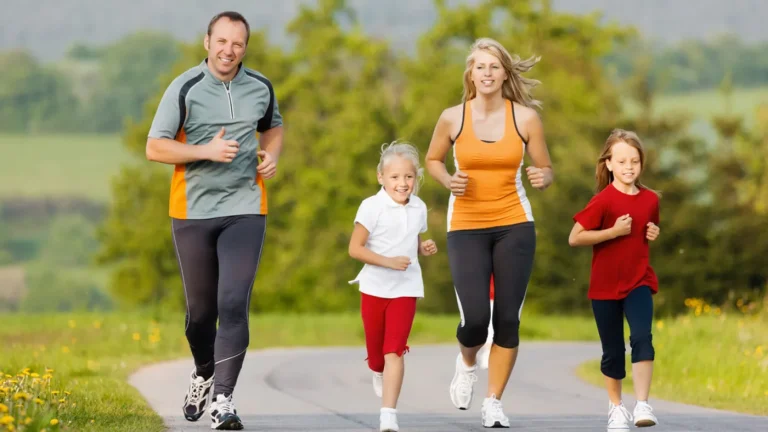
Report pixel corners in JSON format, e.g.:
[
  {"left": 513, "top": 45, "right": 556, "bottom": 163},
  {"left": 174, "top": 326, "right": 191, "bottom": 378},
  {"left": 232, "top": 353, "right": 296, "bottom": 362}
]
[{"left": 257, "top": 150, "right": 277, "bottom": 179}]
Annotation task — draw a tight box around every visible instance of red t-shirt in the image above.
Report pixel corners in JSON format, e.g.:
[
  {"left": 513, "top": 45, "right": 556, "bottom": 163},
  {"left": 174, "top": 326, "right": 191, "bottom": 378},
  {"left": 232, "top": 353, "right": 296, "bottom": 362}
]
[{"left": 573, "top": 183, "right": 660, "bottom": 300}]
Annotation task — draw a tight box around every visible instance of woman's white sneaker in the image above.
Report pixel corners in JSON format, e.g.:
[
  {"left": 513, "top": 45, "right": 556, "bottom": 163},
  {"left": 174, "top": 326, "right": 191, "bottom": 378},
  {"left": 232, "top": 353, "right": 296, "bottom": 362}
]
[
  {"left": 607, "top": 402, "right": 632, "bottom": 431},
  {"left": 633, "top": 401, "right": 658, "bottom": 427},
  {"left": 449, "top": 353, "right": 478, "bottom": 409},
  {"left": 481, "top": 394, "right": 510, "bottom": 428},
  {"left": 379, "top": 408, "right": 399, "bottom": 431},
  {"left": 182, "top": 370, "right": 214, "bottom": 422}
]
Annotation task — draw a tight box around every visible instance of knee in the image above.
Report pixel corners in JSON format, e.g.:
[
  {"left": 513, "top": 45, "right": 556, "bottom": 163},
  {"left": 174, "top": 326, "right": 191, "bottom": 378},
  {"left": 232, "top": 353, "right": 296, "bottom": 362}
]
[
  {"left": 630, "top": 332, "right": 655, "bottom": 363},
  {"left": 217, "top": 300, "right": 249, "bottom": 325},
  {"left": 367, "top": 354, "right": 384, "bottom": 373},
  {"left": 185, "top": 307, "right": 216, "bottom": 331},
  {"left": 601, "top": 347, "right": 626, "bottom": 379},
  {"left": 493, "top": 315, "right": 521, "bottom": 349},
  {"left": 457, "top": 314, "right": 490, "bottom": 347}
]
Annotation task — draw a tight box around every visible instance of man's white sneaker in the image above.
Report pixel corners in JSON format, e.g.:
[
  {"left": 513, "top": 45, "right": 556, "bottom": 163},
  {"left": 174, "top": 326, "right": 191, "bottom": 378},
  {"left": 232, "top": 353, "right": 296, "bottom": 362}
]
[
  {"left": 477, "top": 341, "right": 492, "bottom": 370},
  {"left": 379, "top": 408, "right": 399, "bottom": 431},
  {"left": 449, "top": 353, "right": 478, "bottom": 410},
  {"left": 607, "top": 402, "right": 632, "bottom": 431},
  {"left": 182, "top": 370, "right": 214, "bottom": 422},
  {"left": 372, "top": 371, "right": 383, "bottom": 398},
  {"left": 633, "top": 401, "right": 658, "bottom": 427},
  {"left": 481, "top": 394, "right": 510, "bottom": 428},
  {"left": 209, "top": 394, "right": 243, "bottom": 430}
]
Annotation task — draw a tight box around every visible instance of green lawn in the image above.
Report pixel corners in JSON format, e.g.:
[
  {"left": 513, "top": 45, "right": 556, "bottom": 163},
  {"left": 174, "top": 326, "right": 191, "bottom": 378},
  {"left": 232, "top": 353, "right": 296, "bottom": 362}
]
[
  {"left": 577, "top": 302, "right": 768, "bottom": 416},
  {"left": 0, "top": 133, "right": 134, "bottom": 202},
  {"left": 0, "top": 311, "right": 597, "bottom": 432}
]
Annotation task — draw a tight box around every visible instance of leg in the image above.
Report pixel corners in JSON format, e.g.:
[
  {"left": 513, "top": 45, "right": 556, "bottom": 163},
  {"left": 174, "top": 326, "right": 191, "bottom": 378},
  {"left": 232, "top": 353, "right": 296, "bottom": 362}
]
[
  {"left": 624, "top": 286, "right": 655, "bottom": 401},
  {"left": 487, "top": 223, "right": 535, "bottom": 399},
  {"left": 591, "top": 298, "right": 626, "bottom": 406},
  {"left": 624, "top": 286, "right": 658, "bottom": 426},
  {"left": 212, "top": 215, "right": 267, "bottom": 398},
  {"left": 171, "top": 218, "right": 219, "bottom": 376},
  {"left": 381, "top": 297, "right": 417, "bottom": 409},
  {"left": 361, "top": 293, "right": 387, "bottom": 374},
  {"left": 171, "top": 218, "right": 220, "bottom": 421}
]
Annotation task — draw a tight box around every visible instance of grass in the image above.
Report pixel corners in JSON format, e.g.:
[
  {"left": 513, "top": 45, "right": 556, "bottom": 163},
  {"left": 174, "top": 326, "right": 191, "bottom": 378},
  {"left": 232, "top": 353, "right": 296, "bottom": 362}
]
[
  {"left": 576, "top": 299, "right": 768, "bottom": 416},
  {"left": 0, "top": 311, "right": 596, "bottom": 431},
  {"left": 0, "top": 133, "right": 134, "bottom": 202}
]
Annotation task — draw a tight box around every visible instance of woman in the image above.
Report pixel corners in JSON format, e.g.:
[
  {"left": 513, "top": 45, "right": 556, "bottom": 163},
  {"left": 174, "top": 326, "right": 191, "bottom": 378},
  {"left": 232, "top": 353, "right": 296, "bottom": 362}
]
[{"left": 425, "top": 37, "right": 553, "bottom": 428}]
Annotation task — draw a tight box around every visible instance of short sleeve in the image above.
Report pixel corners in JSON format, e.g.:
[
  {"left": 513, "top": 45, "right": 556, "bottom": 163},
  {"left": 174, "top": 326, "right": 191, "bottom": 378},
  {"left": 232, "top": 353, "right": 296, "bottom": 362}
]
[
  {"left": 255, "top": 77, "right": 283, "bottom": 133},
  {"left": 148, "top": 80, "right": 182, "bottom": 139},
  {"left": 420, "top": 205, "right": 428, "bottom": 234},
  {"left": 354, "top": 199, "right": 378, "bottom": 233},
  {"left": 573, "top": 193, "right": 605, "bottom": 230}
]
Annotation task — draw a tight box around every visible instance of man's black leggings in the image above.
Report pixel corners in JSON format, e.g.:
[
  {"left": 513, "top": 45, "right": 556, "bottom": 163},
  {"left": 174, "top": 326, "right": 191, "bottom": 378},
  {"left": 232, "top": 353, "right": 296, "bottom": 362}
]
[
  {"left": 447, "top": 222, "right": 536, "bottom": 349},
  {"left": 171, "top": 214, "right": 266, "bottom": 397}
]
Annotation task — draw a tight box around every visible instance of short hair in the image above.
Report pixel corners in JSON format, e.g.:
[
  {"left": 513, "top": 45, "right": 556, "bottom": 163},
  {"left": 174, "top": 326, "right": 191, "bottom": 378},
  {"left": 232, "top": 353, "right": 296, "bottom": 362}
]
[{"left": 207, "top": 11, "right": 250, "bottom": 45}]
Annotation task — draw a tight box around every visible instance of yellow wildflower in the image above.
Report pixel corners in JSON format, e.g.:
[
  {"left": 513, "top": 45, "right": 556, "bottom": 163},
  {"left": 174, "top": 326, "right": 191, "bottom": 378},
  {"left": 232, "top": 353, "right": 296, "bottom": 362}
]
[
  {"left": 50, "top": 418, "right": 59, "bottom": 426},
  {"left": 132, "top": 332, "right": 141, "bottom": 341},
  {"left": 0, "top": 403, "right": 7, "bottom": 413},
  {"left": 0, "top": 415, "right": 14, "bottom": 425}
]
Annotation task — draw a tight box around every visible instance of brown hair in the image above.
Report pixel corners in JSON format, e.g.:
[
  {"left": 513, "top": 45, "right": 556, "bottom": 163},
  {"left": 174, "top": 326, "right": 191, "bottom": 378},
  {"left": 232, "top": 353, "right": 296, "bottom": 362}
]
[
  {"left": 596, "top": 129, "right": 659, "bottom": 196},
  {"left": 462, "top": 37, "right": 542, "bottom": 109},
  {"left": 207, "top": 11, "right": 250, "bottom": 45}
]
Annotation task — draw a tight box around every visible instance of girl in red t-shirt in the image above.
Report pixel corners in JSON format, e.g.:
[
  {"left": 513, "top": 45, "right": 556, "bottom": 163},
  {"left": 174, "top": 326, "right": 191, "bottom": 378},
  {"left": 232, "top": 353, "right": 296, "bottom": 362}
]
[{"left": 569, "top": 129, "right": 661, "bottom": 430}]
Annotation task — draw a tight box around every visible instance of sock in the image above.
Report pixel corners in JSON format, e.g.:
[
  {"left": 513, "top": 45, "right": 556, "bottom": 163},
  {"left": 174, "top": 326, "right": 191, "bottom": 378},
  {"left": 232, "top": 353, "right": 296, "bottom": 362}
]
[
  {"left": 461, "top": 358, "right": 477, "bottom": 371},
  {"left": 636, "top": 400, "right": 649, "bottom": 406},
  {"left": 381, "top": 407, "right": 397, "bottom": 414}
]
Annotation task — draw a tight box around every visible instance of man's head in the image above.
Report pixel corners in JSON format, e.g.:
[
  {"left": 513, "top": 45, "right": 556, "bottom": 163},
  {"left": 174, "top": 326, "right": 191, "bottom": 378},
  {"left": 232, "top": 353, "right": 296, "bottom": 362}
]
[{"left": 204, "top": 11, "right": 250, "bottom": 81}]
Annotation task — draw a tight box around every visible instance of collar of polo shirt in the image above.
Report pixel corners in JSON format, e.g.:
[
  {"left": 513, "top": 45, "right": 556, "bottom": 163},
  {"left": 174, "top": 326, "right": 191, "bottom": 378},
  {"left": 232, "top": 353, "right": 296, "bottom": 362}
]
[{"left": 376, "top": 187, "right": 418, "bottom": 208}]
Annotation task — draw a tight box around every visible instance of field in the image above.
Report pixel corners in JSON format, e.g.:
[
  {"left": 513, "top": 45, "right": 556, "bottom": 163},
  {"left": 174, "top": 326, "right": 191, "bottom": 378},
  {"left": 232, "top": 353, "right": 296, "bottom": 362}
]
[
  {"left": 0, "top": 312, "right": 597, "bottom": 431},
  {"left": 0, "top": 134, "right": 133, "bottom": 202},
  {"left": 577, "top": 299, "right": 768, "bottom": 416}
]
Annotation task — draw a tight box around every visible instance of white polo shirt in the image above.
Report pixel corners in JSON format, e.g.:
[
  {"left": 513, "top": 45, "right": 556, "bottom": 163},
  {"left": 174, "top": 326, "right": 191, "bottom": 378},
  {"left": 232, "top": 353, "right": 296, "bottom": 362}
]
[{"left": 349, "top": 188, "right": 428, "bottom": 299}]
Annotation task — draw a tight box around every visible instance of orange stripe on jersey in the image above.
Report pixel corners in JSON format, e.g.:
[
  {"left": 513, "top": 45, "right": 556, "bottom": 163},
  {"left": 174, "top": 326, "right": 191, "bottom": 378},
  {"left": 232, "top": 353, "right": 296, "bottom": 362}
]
[
  {"left": 169, "top": 129, "right": 188, "bottom": 219},
  {"left": 257, "top": 173, "right": 268, "bottom": 214},
  {"left": 448, "top": 99, "right": 533, "bottom": 231}
]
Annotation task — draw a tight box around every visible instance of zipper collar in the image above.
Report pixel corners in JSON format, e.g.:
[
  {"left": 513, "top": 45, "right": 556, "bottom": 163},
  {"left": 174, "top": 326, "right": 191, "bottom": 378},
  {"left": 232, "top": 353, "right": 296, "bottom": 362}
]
[{"left": 199, "top": 58, "right": 246, "bottom": 85}]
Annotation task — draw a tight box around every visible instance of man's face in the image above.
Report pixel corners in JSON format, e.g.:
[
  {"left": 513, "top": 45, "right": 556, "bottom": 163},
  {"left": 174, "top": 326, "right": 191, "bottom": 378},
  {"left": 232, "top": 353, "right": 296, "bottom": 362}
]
[{"left": 204, "top": 17, "right": 247, "bottom": 81}]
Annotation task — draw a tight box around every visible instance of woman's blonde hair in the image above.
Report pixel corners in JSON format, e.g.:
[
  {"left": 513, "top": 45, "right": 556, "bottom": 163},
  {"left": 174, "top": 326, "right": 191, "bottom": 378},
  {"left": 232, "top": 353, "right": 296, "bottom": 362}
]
[
  {"left": 377, "top": 140, "right": 424, "bottom": 195},
  {"left": 462, "top": 37, "right": 542, "bottom": 109}
]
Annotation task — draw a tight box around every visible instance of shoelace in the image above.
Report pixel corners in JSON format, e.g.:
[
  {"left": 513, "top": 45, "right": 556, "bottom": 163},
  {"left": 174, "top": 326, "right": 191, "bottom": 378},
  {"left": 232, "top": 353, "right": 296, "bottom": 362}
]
[
  {"left": 608, "top": 405, "right": 631, "bottom": 425},
  {"left": 187, "top": 378, "right": 208, "bottom": 403},
  {"left": 216, "top": 397, "right": 236, "bottom": 415},
  {"left": 458, "top": 370, "right": 478, "bottom": 397},
  {"left": 486, "top": 397, "right": 506, "bottom": 419}
]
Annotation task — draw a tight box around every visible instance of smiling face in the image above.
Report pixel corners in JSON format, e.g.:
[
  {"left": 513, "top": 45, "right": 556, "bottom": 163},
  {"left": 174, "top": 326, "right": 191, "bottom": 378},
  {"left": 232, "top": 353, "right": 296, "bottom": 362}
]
[
  {"left": 377, "top": 155, "right": 417, "bottom": 205},
  {"left": 607, "top": 141, "right": 642, "bottom": 187},
  {"left": 203, "top": 17, "right": 248, "bottom": 82},
  {"left": 469, "top": 49, "right": 508, "bottom": 97}
]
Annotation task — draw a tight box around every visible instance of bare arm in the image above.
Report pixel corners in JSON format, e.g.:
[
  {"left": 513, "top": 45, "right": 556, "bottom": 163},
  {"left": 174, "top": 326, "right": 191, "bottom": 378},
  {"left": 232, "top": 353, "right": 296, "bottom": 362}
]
[
  {"left": 523, "top": 111, "right": 554, "bottom": 189},
  {"left": 146, "top": 138, "right": 208, "bottom": 164},
  {"left": 259, "top": 126, "right": 284, "bottom": 161},
  {"left": 568, "top": 222, "right": 618, "bottom": 247},
  {"left": 425, "top": 110, "right": 455, "bottom": 189},
  {"left": 349, "top": 223, "right": 402, "bottom": 269}
]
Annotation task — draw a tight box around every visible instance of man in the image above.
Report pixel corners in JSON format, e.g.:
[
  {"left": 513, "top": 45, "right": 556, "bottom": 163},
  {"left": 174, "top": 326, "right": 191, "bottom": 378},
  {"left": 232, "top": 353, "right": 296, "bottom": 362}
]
[{"left": 146, "top": 10, "right": 284, "bottom": 431}]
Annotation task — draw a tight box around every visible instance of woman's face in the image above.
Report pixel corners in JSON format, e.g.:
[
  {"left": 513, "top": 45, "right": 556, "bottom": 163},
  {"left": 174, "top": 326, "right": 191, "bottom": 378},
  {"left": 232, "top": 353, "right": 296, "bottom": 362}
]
[{"left": 470, "top": 50, "right": 507, "bottom": 96}]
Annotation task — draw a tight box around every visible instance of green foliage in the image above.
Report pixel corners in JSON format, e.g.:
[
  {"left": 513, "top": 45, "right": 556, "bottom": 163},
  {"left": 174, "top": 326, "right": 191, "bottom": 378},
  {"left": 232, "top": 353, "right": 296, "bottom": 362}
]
[
  {"left": 20, "top": 263, "right": 113, "bottom": 313},
  {"left": 97, "top": 0, "right": 768, "bottom": 315},
  {"left": 38, "top": 214, "right": 99, "bottom": 267}
]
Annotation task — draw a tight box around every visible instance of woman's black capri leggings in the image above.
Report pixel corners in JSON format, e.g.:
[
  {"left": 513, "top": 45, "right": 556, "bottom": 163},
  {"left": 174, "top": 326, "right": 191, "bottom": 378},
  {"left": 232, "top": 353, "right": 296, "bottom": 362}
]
[{"left": 447, "top": 222, "right": 536, "bottom": 349}]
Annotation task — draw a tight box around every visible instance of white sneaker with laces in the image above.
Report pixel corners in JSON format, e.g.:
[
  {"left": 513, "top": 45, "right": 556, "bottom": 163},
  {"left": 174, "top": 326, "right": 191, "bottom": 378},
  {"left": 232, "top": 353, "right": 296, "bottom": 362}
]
[
  {"left": 372, "top": 371, "right": 383, "bottom": 398},
  {"left": 379, "top": 408, "right": 399, "bottom": 432},
  {"left": 182, "top": 370, "right": 214, "bottom": 422},
  {"left": 209, "top": 394, "right": 243, "bottom": 430},
  {"left": 607, "top": 402, "right": 632, "bottom": 431},
  {"left": 450, "top": 353, "right": 478, "bottom": 410},
  {"left": 481, "top": 394, "right": 510, "bottom": 428},
  {"left": 633, "top": 401, "right": 658, "bottom": 427}
]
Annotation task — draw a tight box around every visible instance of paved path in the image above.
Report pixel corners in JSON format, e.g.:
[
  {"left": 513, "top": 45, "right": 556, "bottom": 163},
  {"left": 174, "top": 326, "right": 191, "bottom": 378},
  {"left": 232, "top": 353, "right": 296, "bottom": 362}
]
[{"left": 130, "top": 342, "right": 768, "bottom": 431}]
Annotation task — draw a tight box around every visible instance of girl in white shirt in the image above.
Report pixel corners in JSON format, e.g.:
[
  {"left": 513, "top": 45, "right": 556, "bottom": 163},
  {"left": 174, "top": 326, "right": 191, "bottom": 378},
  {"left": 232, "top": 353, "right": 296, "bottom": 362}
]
[{"left": 349, "top": 141, "right": 438, "bottom": 432}]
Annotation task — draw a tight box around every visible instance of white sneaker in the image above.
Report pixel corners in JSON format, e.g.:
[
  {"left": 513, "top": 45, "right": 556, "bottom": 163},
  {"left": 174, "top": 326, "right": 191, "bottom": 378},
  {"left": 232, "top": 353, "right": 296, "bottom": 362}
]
[
  {"left": 209, "top": 394, "right": 243, "bottom": 430},
  {"left": 372, "top": 371, "right": 383, "bottom": 398},
  {"left": 633, "top": 401, "right": 658, "bottom": 427},
  {"left": 607, "top": 402, "right": 632, "bottom": 431},
  {"left": 481, "top": 394, "right": 510, "bottom": 428},
  {"left": 449, "top": 353, "right": 478, "bottom": 410},
  {"left": 379, "top": 408, "right": 399, "bottom": 431},
  {"left": 182, "top": 370, "right": 214, "bottom": 422},
  {"left": 477, "top": 341, "right": 492, "bottom": 370}
]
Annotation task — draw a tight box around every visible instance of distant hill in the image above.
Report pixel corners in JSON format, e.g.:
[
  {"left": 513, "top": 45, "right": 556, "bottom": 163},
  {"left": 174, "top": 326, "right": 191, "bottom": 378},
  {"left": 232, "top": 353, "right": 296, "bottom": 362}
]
[{"left": 2, "top": 0, "right": 768, "bottom": 61}]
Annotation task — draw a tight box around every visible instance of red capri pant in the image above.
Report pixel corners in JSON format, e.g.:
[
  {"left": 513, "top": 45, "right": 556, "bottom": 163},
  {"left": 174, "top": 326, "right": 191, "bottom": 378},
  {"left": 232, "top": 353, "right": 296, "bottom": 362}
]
[{"left": 361, "top": 293, "right": 417, "bottom": 373}]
